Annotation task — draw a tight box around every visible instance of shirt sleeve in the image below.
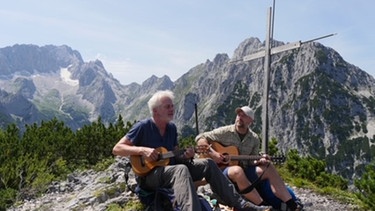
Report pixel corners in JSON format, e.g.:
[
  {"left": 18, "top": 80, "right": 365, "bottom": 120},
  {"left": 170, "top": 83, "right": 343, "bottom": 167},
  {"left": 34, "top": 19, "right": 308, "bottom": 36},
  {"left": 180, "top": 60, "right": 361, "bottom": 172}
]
[
  {"left": 248, "top": 130, "right": 260, "bottom": 155},
  {"left": 125, "top": 121, "right": 144, "bottom": 146},
  {"left": 195, "top": 126, "right": 235, "bottom": 145}
]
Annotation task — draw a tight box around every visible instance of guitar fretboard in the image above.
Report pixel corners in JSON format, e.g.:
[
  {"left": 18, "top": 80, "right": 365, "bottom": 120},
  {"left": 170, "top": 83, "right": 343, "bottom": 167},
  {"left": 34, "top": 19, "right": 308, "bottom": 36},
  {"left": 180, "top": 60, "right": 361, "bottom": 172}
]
[
  {"left": 160, "top": 151, "right": 180, "bottom": 160},
  {"left": 229, "top": 155, "right": 262, "bottom": 160}
]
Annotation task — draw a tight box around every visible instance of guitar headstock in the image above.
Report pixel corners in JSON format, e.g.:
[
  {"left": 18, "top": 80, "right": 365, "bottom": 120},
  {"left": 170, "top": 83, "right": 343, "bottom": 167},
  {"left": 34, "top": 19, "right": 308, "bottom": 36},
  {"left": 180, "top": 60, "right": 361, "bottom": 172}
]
[{"left": 271, "top": 154, "right": 286, "bottom": 164}]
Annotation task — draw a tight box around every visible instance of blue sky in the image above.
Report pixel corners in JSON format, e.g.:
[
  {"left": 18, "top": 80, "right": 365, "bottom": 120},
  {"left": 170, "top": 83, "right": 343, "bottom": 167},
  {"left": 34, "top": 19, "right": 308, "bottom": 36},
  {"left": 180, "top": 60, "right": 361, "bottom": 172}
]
[{"left": 1, "top": 0, "right": 374, "bottom": 85}]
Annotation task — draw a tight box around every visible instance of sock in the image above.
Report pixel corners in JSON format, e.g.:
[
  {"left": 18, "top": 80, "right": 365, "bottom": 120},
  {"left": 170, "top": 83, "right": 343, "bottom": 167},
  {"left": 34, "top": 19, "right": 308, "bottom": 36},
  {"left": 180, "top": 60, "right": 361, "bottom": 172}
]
[{"left": 286, "top": 199, "right": 297, "bottom": 210}]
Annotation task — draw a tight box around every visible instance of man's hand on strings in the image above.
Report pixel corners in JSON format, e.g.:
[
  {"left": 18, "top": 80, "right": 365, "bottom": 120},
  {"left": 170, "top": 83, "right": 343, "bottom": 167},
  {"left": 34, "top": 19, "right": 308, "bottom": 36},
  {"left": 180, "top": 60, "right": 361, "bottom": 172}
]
[{"left": 254, "top": 154, "right": 271, "bottom": 165}]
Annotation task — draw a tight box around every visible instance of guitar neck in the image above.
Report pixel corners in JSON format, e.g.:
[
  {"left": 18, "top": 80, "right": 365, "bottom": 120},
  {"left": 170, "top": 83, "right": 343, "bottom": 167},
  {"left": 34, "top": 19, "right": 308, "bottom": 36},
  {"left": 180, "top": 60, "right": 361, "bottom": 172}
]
[
  {"left": 229, "top": 154, "right": 285, "bottom": 164},
  {"left": 209, "top": 141, "right": 285, "bottom": 163},
  {"left": 165, "top": 146, "right": 208, "bottom": 159},
  {"left": 229, "top": 155, "right": 262, "bottom": 161},
  {"left": 159, "top": 150, "right": 182, "bottom": 160}
]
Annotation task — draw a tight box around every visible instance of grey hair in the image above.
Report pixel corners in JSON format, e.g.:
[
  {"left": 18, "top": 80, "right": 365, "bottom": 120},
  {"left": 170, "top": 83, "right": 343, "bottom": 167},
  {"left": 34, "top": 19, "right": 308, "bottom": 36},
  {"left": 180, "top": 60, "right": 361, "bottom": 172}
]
[{"left": 147, "top": 90, "right": 175, "bottom": 115}]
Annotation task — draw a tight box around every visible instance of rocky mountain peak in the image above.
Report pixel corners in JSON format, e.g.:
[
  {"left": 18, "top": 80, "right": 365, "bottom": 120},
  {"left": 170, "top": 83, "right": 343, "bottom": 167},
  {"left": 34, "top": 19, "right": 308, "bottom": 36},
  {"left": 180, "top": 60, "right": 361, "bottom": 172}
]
[
  {"left": 0, "top": 38, "right": 374, "bottom": 182},
  {"left": 232, "top": 37, "right": 264, "bottom": 59},
  {"left": 141, "top": 74, "right": 173, "bottom": 91},
  {"left": 0, "top": 44, "right": 83, "bottom": 78}
]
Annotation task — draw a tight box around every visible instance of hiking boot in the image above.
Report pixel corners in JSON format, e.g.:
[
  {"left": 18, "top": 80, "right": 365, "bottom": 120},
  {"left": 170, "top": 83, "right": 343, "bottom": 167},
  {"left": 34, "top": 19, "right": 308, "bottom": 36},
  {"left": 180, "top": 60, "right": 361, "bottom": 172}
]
[
  {"left": 280, "top": 199, "right": 304, "bottom": 211},
  {"left": 234, "top": 201, "right": 271, "bottom": 211},
  {"left": 295, "top": 199, "right": 304, "bottom": 211}
]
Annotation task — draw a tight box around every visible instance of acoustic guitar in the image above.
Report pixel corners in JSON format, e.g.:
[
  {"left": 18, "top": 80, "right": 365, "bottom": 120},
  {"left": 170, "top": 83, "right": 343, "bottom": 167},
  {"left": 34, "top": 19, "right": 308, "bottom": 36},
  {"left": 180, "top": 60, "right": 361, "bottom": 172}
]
[
  {"left": 130, "top": 146, "right": 208, "bottom": 176},
  {"left": 202, "top": 141, "right": 286, "bottom": 168}
]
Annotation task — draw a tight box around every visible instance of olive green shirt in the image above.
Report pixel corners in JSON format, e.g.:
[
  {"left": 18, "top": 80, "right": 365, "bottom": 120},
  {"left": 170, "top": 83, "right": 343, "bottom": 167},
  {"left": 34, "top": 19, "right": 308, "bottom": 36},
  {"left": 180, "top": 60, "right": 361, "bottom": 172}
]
[{"left": 196, "top": 124, "right": 260, "bottom": 157}]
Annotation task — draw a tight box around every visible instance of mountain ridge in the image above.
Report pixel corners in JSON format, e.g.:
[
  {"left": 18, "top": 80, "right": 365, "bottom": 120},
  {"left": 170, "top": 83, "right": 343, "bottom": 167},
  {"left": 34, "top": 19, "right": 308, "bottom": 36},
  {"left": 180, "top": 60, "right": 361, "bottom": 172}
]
[{"left": 0, "top": 38, "right": 374, "bottom": 182}]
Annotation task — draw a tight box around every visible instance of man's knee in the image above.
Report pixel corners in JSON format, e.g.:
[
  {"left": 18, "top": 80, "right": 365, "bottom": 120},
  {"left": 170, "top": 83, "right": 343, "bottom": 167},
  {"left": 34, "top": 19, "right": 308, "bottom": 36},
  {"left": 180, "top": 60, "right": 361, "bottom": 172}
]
[
  {"left": 174, "top": 164, "right": 190, "bottom": 177},
  {"left": 205, "top": 158, "right": 217, "bottom": 166},
  {"left": 198, "top": 157, "right": 217, "bottom": 169},
  {"left": 228, "top": 166, "right": 245, "bottom": 180}
]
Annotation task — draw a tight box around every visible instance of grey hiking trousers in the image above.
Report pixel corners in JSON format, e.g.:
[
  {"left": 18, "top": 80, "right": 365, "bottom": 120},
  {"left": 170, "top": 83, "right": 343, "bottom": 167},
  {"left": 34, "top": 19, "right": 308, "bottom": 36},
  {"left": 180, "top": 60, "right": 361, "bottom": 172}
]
[{"left": 139, "top": 158, "right": 245, "bottom": 211}]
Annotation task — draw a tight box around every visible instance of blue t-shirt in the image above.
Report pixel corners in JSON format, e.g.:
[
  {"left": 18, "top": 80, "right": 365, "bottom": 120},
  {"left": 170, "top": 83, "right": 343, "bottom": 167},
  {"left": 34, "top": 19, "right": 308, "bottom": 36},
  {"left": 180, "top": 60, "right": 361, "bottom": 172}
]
[{"left": 126, "top": 118, "right": 178, "bottom": 163}]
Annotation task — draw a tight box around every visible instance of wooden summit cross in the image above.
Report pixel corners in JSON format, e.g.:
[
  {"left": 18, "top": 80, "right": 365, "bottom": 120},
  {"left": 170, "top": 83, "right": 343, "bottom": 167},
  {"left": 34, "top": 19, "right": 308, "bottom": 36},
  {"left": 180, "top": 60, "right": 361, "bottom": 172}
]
[{"left": 235, "top": 2, "right": 335, "bottom": 154}]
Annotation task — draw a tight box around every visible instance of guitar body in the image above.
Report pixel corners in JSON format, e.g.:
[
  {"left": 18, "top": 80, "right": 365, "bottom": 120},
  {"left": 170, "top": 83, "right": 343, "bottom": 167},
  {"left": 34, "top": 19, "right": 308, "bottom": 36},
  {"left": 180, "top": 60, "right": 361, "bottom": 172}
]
[
  {"left": 130, "top": 146, "right": 208, "bottom": 176},
  {"left": 130, "top": 147, "right": 170, "bottom": 176},
  {"left": 210, "top": 142, "right": 240, "bottom": 167},
  {"left": 205, "top": 141, "right": 286, "bottom": 168}
]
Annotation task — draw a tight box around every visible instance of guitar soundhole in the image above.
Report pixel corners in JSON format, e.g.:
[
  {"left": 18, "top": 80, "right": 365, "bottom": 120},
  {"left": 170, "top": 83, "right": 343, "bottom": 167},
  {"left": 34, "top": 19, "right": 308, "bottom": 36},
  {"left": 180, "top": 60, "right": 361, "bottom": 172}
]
[
  {"left": 156, "top": 154, "right": 163, "bottom": 161},
  {"left": 140, "top": 157, "right": 146, "bottom": 167},
  {"left": 222, "top": 153, "right": 230, "bottom": 164}
]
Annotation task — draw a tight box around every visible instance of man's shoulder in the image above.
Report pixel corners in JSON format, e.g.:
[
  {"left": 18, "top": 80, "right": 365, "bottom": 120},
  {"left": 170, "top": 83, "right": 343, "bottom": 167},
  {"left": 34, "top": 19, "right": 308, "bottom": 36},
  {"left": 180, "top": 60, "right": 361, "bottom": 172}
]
[
  {"left": 204, "top": 124, "right": 236, "bottom": 135},
  {"left": 132, "top": 118, "right": 153, "bottom": 128},
  {"left": 247, "top": 129, "right": 259, "bottom": 139},
  {"left": 216, "top": 124, "right": 236, "bottom": 132},
  {"left": 137, "top": 118, "right": 151, "bottom": 124},
  {"left": 168, "top": 121, "right": 177, "bottom": 127},
  {"left": 195, "top": 125, "right": 234, "bottom": 141}
]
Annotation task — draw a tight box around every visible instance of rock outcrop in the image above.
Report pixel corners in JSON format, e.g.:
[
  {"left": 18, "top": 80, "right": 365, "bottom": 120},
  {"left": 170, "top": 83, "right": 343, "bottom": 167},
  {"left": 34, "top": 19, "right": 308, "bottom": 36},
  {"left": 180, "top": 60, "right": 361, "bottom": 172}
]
[{"left": 8, "top": 157, "right": 358, "bottom": 211}]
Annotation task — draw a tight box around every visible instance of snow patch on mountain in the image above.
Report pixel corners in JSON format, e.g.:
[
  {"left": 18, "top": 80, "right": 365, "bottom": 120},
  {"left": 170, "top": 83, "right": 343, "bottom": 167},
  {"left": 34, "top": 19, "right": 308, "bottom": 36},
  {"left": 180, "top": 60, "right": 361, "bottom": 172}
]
[{"left": 60, "top": 67, "right": 79, "bottom": 86}]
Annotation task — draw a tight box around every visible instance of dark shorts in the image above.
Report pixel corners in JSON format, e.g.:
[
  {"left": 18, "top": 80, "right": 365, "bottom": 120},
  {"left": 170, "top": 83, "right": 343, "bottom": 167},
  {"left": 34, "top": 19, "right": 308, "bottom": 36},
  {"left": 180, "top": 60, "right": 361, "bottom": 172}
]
[{"left": 223, "top": 165, "right": 296, "bottom": 209}]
